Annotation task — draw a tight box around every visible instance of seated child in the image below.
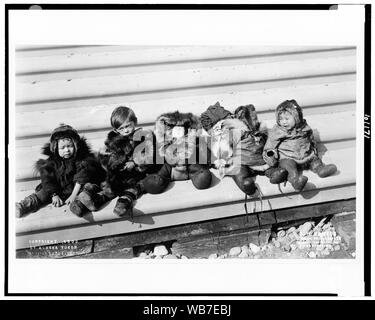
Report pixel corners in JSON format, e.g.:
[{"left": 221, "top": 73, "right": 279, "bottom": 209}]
[
  {"left": 15, "top": 124, "right": 106, "bottom": 218},
  {"left": 70, "top": 106, "right": 160, "bottom": 217},
  {"left": 141, "top": 111, "right": 213, "bottom": 194},
  {"left": 201, "top": 102, "right": 287, "bottom": 195},
  {"left": 263, "top": 99, "right": 337, "bottom": 192}
]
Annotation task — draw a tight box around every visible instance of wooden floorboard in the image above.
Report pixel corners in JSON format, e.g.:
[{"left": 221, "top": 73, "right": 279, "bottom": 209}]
[{"left": 16, "top": 198, "right": 355, "bottom": 258}]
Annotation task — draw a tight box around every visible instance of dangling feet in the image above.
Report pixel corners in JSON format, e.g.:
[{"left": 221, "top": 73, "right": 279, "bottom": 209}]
[
  {"left": 142, "top": 174, "right": 169, "bottom": 194},
  {"left": 15, "top": 194, "right": 40, "bottom": 218},
  {"left": 69, "top": 200, "right": 89, "bottom": 217},
  {"left": 279, "top": 159, "right": 308, "bottom": 192},
  {"left": 265, "top": 167, "right": 288, "bottom": 184},
  {"left": 289, "top": 175, "right": 308, "bottom": 192},
  {"left": 113, "top": 196, "right": 133, "bottom": 218},
  {"left": 77, "top": 183, "right": 103, "bottom": 211},
  {"left": 70, "top": 184, "right": 107, "bottom": 217},
  {"left": 315, "top": 163, "right": 337, "bottom": 178},
  {"left": 242, "top": 177, "right": 257, "bottom": 195},
  {"left": 310, "top": 157, "right": 337, "bottom": 178},
  {"left": 15, "top": 203, "right": 23, "bottom": 218}
]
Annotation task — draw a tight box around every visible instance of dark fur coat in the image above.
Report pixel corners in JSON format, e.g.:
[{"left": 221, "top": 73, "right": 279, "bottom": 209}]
[
  {"left": 34, "top": 137, "right": 106, "bottom": 199},
  {"left": 99, "top": 128, "right": 160, "bottom": 195}
]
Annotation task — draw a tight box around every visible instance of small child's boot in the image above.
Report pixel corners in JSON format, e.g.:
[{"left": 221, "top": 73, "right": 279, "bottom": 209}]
[
  {"left": 189, "top": 165, "right": 212, "bottom": 190},
  {"left": 280, "top": 159, "right": 308, "bottom": 192},
  {"left": 310, "top": 158, "right": 337, "bottom": 178},
  {"left": 15, "top": 194, "right": 40, "bottom": 218},
  {"left": 142, "top": 174, "right": 170, "bottom": 194},
  {"left": 69, "top": 199, "right": 88, "bottom": 217},
  {"left": 76, "top": 183, "right": 102, "bottom": 211},
  {"left": 232, "top": 166, "right": 257, "bottom": 195},
  {"left": 113, "top": 195, "right": 133, "bottom": 218},
  {"left": 290, "top": 174, "right": 308, "bottom": 192},
  {"left": 264, "top": 167, "right": 288, "bottom": 184},
  {"left": 241, "top": 177, "right": 257, "bottom": 195}
]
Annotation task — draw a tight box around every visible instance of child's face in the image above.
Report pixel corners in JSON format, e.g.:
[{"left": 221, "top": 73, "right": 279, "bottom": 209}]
[
  {"left": 278, "top": 111, "right": 296, "bottom": 131},
  {"left": 58, "top": 138, "right": 75, "bottom": 159},
  {"left": 115, "top": 120, "right": 136, "bottom": 136}
]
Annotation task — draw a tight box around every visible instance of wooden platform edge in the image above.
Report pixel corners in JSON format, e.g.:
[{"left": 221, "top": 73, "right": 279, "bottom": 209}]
[{"left": 15, "top": 198, "right": 356, "bottom": 259}]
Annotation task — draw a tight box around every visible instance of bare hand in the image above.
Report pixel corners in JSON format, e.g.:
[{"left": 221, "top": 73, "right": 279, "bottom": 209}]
[
  {"left": 123, "top": 161, "right": 135, "bottom": 171},
  {"left": 65, "top": 195, "right": 76, "bottom": 206},
  {"left": 52, "top": 195, "right": 63, "bottom": 207}
]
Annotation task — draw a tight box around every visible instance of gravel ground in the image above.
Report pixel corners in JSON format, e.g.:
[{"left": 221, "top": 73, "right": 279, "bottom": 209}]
[{"left": 133, "top": 214, "right": 356, "bottom": 260}]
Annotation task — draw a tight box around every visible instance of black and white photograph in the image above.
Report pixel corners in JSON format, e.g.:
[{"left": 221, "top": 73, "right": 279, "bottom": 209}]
[
  {"left": 4, "top": 3, "right": 369, "bottom": 296},
  {"left": 14, "top": 44, "right": 356, "bottom": 260}
]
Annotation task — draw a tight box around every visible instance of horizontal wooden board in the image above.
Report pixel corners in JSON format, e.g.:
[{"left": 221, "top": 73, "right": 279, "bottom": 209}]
[
  {"left": 15, "top": 184, "right": 356, "bottom": 250},
  {"left": 15, "top": 143, "right": 355, "bottom": 237},
  {"left": 16, "top": 48, "right": 356, "bottom": 84},
  {"left": 15, "top": 73, "right": 356, "bottom": 115},
  {"left": 171, "top": 227, "right": 271, "bottom": 259},
  {"left": 14, "top": 110, "right": 356, "bottom": 181},
  {"left": 15, "top": 139, "right": 355, "bottom": 194},
  {"left": 16, "top": 239, "right": 93, "bottom": 259},
  {"left": 16, "top": 46, "right": 353, "bottom": 74},
  {"left": 15, "top": 73, "right": 356, "bottom": 137},
  {"left": 16, "top": 49, "right": 355, "bottom": 104}
]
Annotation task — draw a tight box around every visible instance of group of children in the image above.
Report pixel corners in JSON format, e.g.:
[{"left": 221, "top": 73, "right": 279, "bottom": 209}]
[{"left": 16, "top": 99, "right": 337, "bottom": 219}]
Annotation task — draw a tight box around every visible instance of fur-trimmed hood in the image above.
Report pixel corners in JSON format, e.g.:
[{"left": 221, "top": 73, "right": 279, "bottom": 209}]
[
  {"left": 234, "top": 104, "right": 261, "bottom": 132},
  {"left": 49, "top": 123, "right": 81, "bottom": 156},
  {"left": 33, "top": 135, "right": 105, "bottom": 197},
  {"left": 154, "top": 111, "right": 200, "bottom": 145},
  {"left": 153, "top": 111, "right": 201, "bottom": 166},
  {"left": 275, "top": 99, "right": 306, "bottom": 129},
  {"left": 35, "top": 136, "right": 94, "bottom": 170}
]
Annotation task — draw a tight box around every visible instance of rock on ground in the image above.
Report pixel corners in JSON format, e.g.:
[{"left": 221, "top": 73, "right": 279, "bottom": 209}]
[
  {"left": 229, "top": 247, "right": 241, "bottom": 257},
  {"left": 153, "top": 245, "right": 169, "bottom": 256}
]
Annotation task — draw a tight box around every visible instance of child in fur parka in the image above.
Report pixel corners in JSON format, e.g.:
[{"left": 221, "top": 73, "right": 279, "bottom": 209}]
[
  {"left": 263, "top": 99, "right": 337, "bottom": 192},
  {"left": 141, "top": 111, "right": 213, "bottom": 194},
  {"left": 201, "top": 102, "right": 287, "bottom": 195},
  {"left": 15, "top": 124, "right": 106, "bottom": 218},
  {"left": 70, "top": 106, "right": 161, "bottom": 217}
]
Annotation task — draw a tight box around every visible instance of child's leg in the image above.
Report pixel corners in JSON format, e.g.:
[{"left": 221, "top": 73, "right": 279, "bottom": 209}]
[
  {"left": 188, "top": 164, "right": 212, "bottom": 190},
  {"left": 70, "top": 181, "right": 116, "bottom": 217},
  {"left": 142, "top": 164, "right": 172, "bottom": 194},
  {"left": 264, "top": 166, "right": 288, "bottom": 184},
  {"left": 279, "top": 159, "right": 308, "bottom": 192},
  {"left": 15, "top": 189, "right": 50, "bottom": 218},
  {"left": 309, "top": 156, "right": 337, "bottom": 178},
  {"left": 113, "top": 184, "right": 143, "bottom": 217},
  {"left": 232, "top": 165, "right": 257, "bottom": 195}
]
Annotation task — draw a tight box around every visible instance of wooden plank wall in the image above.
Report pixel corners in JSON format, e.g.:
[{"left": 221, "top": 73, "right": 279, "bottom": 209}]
[{"left": 14, "top": 45, "right": 356, "bottom": 249}]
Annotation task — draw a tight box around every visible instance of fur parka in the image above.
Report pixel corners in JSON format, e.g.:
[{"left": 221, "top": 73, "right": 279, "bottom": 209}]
[
  {"left": 201, "top": 103, "right": 269, "bottom": 176},
  {"left": 154, "top": 111, "right": 210, "bottom": 180},
  {"left": 99, "top": 128, "right": 160, "bottom": 195},
  {"left": 35, "top": 136, "right": 106, "bottom": 199},
  {"left": 263, "top": 99, "right": 318, "bottom": 165}
]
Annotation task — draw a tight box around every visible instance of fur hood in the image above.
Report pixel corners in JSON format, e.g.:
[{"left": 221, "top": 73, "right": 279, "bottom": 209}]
[
  {"left": 275, "top": 99, "right": 306, "bottom": 129},
  {"left": 234, "top": 104, "right": 261, "bottom": 132},
  {"left": 33, "top": 135, "right": 105, "bottom": 196},
  {"left": 154, "top": 111, "right": 201, "bottom": 166},
  {"left": 35, "top": 136, "right": 94, "bottom": 171},
  {"left": 154, "top": 111, "right": 200, "bottom": 145}
]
